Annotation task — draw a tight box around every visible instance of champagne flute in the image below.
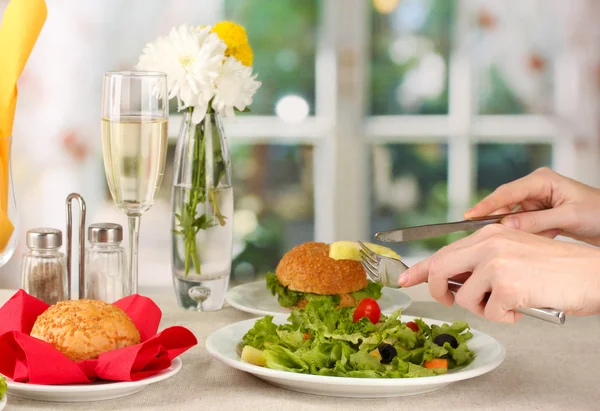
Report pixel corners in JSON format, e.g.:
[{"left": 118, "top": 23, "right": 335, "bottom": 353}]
[{"left": 101, "top": 71, "right": 168, "bottom": 294}]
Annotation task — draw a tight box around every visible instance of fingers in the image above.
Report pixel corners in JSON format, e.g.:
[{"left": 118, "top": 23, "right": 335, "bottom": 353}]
[
  {"left": 501, "top": 207, "right": 573, "bottom": 234},
  {"left": 456, "top": 258, "right": 526, "bottom": 323},
  {"left": 536, "top": 229, "right": 562, "bottom": 239},
  {"left": 398, "top": 258, "right": 428, "bottom": 287},
  {"left": 426, "top": 245, "right": 482, "bottom": 306},
  {"left": 404, "top": 238, "right": 492, "bottom": 306},
  {"left": 449, "top": 272, "right": 472, "bottom": 284},
  {"left": 483, "top": 290, "right": 523, "bottom": 324},
  {"left": 453, "top": 270, "right": 490, "bottom": 317},
  {"left": 489, "top": 206, "right": 512, "bottom": 215},
  {"left": 399, "top": 226, "right": 494, "bottom": 288},
  {"left": 519, "top": 200, "right": 543, "bottom": 212},
  {"left": 464, "top": 168, "right": 556, "bottom": 219}
]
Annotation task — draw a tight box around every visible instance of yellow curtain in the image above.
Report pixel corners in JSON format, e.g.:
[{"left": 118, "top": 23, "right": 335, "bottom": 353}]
[{"left": 0, "top": 0, "right": 47, "bottom": 250}]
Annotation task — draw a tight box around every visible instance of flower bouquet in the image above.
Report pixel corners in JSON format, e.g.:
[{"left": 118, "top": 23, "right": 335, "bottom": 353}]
[{"left": 137, "top": 22, "right": 261, "bottom": 310}]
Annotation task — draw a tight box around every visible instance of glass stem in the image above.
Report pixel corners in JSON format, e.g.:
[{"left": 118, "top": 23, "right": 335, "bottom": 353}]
[{"left": 128, "top": 215, "right": 141, "bottom": 294}]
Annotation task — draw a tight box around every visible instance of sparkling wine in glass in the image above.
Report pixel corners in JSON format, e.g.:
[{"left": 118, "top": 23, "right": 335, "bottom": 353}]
[{"left": 101, "top": 71, "right": 168, "bottom": 294}]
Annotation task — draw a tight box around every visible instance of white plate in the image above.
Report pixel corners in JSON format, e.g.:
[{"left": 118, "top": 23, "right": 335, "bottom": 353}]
[
  {"left": 3, "top": 357, "right": 182, "bottom": 403},
  {"left": 0, "top": 394, "right": 5, "bottom": 410},
  {"left": 206, "top": 315, "right": 505, "bottom": 398},
  {"left": 226, "top": 281, "right": 412, "bottom": 317}
]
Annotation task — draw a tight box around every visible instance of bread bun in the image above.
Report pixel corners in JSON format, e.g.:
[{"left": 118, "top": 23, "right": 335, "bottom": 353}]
[
  {"left": 30, "top": 299, "right": 141, "bottom": 361},
  {"left": 276, "top": 242, "right": 367, "bottom": 295}
]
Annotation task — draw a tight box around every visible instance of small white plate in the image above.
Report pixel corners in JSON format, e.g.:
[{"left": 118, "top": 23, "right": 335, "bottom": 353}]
[
  {"left": 0, "top": 394, "right": 6, "bottom": 410},
  {"left": 226, "top": 281, "right": 412, "bottom": 316},
  {"left": 206, "top": 315, "right": 505, "bottom": 398},
  {"left": 3, "top": 357, "right": 182, "bottom": 403}
]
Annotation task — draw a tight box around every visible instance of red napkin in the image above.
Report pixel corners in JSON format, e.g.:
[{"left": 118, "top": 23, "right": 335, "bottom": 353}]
[{"left": 0, "top": 290, "right": 197, "bottom": 385}]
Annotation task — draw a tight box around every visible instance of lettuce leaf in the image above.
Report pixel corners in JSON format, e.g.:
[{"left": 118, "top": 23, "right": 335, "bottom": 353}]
[
  {"left": 350, "top": 280, "right": 383, "bottom": 301},
  {"left": 266, "top": 272, "right": 303, "bottom": 308},
  {"left": 265, "top": 272, "right": 383, "bottom": 308},
  {"left": 263, "top": 345, "right": 310, "bottom": 373},
  {"left": 0, "top": 375, "right": 5, "bottom": 400},
  {"left": 242, "top": 316, "right": 280, "bottom": 349}
]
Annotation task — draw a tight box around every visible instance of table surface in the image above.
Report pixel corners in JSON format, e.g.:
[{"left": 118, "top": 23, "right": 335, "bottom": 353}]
[{"left": 1, "top": 287, "right": 599, "bottom": 411}]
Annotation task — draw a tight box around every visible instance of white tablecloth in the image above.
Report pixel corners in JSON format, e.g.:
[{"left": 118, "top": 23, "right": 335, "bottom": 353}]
[{"left": 1, "top": 287, "right": 599, "bottom": 411}]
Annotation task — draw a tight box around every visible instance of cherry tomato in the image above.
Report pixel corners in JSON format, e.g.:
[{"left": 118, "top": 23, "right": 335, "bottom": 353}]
[
  {"left": 406, "top": 321, "right": 419, "bottom": 333},
  {"left": 353, "top": 298, "right": 381, "bottom": 324}
]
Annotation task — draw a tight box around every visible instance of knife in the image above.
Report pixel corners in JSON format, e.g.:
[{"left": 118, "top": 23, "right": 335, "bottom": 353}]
[{"left": 375, "top": 211, "right": 528, "bottom": 242}]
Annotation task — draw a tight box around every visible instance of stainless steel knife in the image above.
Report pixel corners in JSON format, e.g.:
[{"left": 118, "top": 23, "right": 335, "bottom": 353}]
[{"left": 375, "top": 211, "right": 528, "bottom": 242}]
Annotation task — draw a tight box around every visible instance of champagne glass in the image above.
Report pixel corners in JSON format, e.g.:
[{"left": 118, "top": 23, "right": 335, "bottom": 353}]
[{"left": 101, "top": 71, "right": 168, "bottom": 294}]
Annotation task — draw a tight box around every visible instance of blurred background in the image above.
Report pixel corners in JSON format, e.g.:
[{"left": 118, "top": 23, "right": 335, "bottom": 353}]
[{"left": 1, "top": 0, "right": 599, "bottom": 291}]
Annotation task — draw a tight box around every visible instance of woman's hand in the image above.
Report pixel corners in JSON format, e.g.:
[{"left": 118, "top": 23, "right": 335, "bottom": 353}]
[
  {"left": 398, "top": 224, "right": 600, "bottom": 323},
  {"left": 465, "top": 167, "right": 600, "bottom": 246}
]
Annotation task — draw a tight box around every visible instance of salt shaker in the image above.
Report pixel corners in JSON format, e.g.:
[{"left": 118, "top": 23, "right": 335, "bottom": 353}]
[
  {"left": 21, "top": 228, "right": 68, "bottom": 305},
  {"left": 84, "top": 223, "right": 127, "bottom": 303}
]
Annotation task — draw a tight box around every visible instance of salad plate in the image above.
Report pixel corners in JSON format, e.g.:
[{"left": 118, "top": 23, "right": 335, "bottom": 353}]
[
  {"left": 0, "top": 394, "right": 5, "bottom": 411},
  {"left": 226, "top": 280, "right": 412, "bottom": 317},
  {"left": 3, "top": 357, "right": 182, "bottom": 403},
  {"left": 206, "top": 315, "right": 505, "bottom": 398}
]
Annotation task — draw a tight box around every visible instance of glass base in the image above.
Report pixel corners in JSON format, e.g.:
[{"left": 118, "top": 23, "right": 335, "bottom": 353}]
[{"left": 172, "top": 273, "right": 230, "bottom": 311}]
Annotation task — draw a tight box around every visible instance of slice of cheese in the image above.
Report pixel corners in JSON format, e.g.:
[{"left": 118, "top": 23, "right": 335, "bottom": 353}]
[{"left": 329, "top": 241, "right": 401, "bottom": 261}]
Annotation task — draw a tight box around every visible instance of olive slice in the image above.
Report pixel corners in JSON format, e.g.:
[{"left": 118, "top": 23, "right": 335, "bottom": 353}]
[
  {"left": 433, "top": 333, "right": 459, "bottom": 349},
  {"left": 378, "top": 343, "right": 398, "bottom": 364}
]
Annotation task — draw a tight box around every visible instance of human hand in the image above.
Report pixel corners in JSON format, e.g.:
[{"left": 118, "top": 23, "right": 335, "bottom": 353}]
[
  {"left": 465, "top": 167, "right": 600, "bottom": 246},
  {"left": 398, "top": 224, "right": 600, "bottom": 323}
]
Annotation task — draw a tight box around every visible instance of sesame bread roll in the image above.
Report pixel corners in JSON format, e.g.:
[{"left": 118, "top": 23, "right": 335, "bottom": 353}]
[{"left": 30, "top": 299, "right": 141, "bottom": 361}]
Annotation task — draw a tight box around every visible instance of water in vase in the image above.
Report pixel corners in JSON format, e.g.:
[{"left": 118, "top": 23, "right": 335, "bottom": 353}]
[{"left": 171, "top": 185, "right": 233, "bottom": 311}]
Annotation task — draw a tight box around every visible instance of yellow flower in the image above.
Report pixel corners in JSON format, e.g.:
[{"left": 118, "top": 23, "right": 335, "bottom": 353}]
[
  {"left": 230, "top": 43, "right": 253, "bottom": 66},
  {"left": 212, "top": 21, "right": 248, "bottom": 48},
  {"left": 211, "top": 21, "right": 253, "bottom": 66}
]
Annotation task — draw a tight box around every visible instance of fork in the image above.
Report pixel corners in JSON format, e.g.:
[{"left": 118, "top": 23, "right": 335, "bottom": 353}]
[{"left": 357, "top": 241, "right": 565, "bottom": 325}]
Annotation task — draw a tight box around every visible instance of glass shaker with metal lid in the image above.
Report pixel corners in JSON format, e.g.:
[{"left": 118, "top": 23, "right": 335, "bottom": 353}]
[
  {"left": 21, "top": 228, "right": 68, "bottom": 305},
  {"left": 84, "top": 223, "right": 127, "bottom": 303}
]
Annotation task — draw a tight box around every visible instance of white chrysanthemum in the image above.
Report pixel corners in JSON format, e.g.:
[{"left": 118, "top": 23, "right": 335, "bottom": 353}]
[
  {"left": 136, "top": 24, "right": 227, "bottom": 123},
  {"left": 211, "top": 57, "right": 262, "bottom": 120}
]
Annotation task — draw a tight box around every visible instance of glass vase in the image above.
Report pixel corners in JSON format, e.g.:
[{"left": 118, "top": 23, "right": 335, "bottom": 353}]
[
  {"left": 0, "top": 137, "right": 18, "bottom": 267},
  {"left": 171, "top": 111, "right": 233, "bottom": 311}
]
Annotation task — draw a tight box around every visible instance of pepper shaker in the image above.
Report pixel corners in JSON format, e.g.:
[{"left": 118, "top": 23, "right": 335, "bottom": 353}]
[
  {"left": 21, "top": 228, "right": 68, "bottom": 305},
  {"left": 84, "top": 223, "right": 127, "bottom": 303}
]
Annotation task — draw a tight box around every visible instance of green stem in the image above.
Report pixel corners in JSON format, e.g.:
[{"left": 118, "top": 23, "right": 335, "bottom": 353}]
[
  {"left": 184, "top": 237, "right": 190, "bottom": 275},
  {"left": 209, "top": 189, "right": 226, "bottom": 226},
  {"left": 188, "top": 119, "right": 205, "bottom": 274},
  {"left": 177, "top": 107, "right": 226, "bottom": 277},
  {"left": 180, "top": 108, "right": 203, "bottom": 275}
]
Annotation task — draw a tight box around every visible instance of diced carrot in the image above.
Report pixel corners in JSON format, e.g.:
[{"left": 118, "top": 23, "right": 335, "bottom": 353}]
[
  {"left": 303, "top": 332, "right": 311, "bottom": 340},
  {"left": 424, "top": 359, "right": 448, "bottom": 369}
]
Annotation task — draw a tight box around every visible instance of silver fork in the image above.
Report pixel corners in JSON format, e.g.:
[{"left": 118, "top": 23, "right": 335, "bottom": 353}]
[{"left": 357, "top": 241, "right": 565, "bottom": 325}]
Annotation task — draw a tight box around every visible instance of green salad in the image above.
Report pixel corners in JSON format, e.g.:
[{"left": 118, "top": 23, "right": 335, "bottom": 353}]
[
  {"left": 0, "top": 375, "right": 6, "bottom": 400},
  {"left": 240, "top": 298, "right": 475, "bottom": 378},
  {"left": 265, "top": 272, "right": 383, "bottom": 308}
]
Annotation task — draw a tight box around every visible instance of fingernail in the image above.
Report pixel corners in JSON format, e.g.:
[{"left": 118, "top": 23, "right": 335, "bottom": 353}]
[
  {"left": 398, "top": 273, "right": 408, "bottom": 286},
  {"left": 503, "top": 217, "right": 519, "bottom": 229}
]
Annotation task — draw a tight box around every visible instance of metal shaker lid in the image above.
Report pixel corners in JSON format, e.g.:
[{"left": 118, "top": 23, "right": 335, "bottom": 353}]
[
  {"left": 88, "top": 223, "right": 123, "bottom": 243},
  {"left": 26, "top": 228, "right": 63, "bottom": 249}
]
